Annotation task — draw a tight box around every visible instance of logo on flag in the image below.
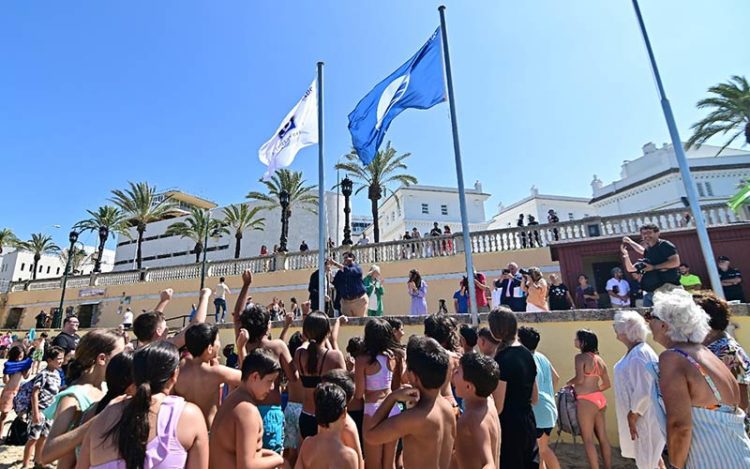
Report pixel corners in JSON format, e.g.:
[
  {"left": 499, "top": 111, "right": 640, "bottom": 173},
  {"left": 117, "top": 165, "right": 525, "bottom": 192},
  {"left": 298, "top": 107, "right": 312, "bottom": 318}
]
[
  {"left": 259, "top": 80, "right": 318, "bottom": 180},
  {"left": 348, "top": 28, "right": 446, "bottom": 165}
]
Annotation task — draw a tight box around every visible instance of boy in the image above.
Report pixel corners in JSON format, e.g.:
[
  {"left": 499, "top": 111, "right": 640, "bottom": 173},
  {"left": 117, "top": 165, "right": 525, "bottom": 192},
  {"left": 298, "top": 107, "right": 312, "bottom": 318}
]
[
  {"left": 22, "top": 346, "right": 64, "bottom": 468},
  {"left": 476, "top": 327, "right": 499, "bottom": 357},
  {"left": 210, "top": 349, "right": 285, "bottom": 469},
  {"left": 174, "top": 323, "right": 243, "bottom": 427},
  {"left": 233, "top": 269, "right": 296, "bottom": 454},
  {"left": 458, "top": 324, "right": 477, "bottom": 354},
  {"left": 215, "top": 277, "right": 232, "bottom": 323},
  {"left": 366, "top": 336, "right": 456, "bottom": 469},
  {"left": 322, "top": 370, "right": 365, "bottom": 468},
  {"left": 451, "top": 352, "right": 501, "bottom": 469},
  {"left": 132, "top": 287, "right": 210, "bottom": 349},
  {"left": 295, "top": 383, "right": 359, "bottom": 469}
]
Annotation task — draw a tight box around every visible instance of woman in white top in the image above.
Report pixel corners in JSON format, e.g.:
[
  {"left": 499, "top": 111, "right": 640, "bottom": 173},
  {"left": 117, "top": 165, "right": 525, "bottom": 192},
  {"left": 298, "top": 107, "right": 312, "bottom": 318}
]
[{"left": 612, "top": 311, "right": 665, "bottom": 469}]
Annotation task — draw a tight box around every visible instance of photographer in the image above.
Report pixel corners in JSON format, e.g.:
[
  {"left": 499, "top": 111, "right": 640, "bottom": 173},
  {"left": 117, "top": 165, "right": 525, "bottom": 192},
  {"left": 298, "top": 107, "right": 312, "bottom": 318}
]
[
  {"left": 621, "top": 223, "right": 681, "bottom": 307},
  {"left": 473, "top": 269, "right": 490, "bottom": 312},
  {"left": 606, "top": 267, "right": 630, "bottom": 308},
  {"left": 520, "top": 266, "right": 549, "bottom": 312}
]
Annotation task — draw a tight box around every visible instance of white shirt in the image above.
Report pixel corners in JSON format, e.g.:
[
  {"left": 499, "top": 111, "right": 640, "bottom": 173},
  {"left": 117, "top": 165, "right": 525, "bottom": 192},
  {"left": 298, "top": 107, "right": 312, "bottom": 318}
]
[
  {"left": 606, "top": 278, "right": 630, "bottom": 306},
  {"left": 215, "top": 282, "right": 230, "bottom": 300},
  {"left": 122, "top": 310, "right": 134, "bottom": 325},
  {"left": 613, "top": 343, "right": 665, "bottom": 469}
]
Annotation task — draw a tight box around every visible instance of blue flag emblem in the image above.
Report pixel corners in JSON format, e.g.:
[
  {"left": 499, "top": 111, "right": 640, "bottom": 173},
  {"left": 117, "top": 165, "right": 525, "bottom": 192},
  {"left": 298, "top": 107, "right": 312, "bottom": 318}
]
[{"left": 348, "top": 28, "right": 446, "bottom": 165}]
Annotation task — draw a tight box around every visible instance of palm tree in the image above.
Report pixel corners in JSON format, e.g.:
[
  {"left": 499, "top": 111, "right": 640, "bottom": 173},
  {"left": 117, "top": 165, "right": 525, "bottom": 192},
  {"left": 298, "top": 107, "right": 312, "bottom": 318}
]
[
  {"left": 686, "top": 75, "right": 750, "bottom": 155},
  {"left": 59, "top": 247, "right": 90, "bottom": 275},
  {"left": 335, "top": 142, "right": 417, "bottom": 243},
  {"left": 17, "top": 233, "right": 60, "bottom": 280},
  {"left": 222, "top": 204, "right": 266, "bottom": 259},
  {"left": 0, "top": 228, "right": 19, "bottom": 256},
  {"left": 165, "top": 207, "right": 228, "bottom": 263},
  {"left": 73, "top": 205, "right": 131, "bottom": 273},
  {"left": 246, "top": 169, "right": 318, "bottom": 251},
  {"left": 110, "top": 182, "right": 176, "bottom": 269}
]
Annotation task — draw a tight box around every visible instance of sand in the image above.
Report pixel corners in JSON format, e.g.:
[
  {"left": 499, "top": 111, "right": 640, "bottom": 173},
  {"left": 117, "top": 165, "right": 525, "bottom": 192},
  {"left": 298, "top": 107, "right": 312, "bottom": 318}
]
[
  {"left": 0, "top": 443, "right": 27, "bottom": 469},
  {"left": 553, "top": 442, "right": 638, "bottom": 468}
]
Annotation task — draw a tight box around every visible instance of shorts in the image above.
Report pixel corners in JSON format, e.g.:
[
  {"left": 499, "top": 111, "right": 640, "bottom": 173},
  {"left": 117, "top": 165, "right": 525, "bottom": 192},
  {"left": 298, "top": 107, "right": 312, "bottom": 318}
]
[
  {"left": 299, "top": 410, "right": 317, "bottom": 438},
  {"left": 536, "top": 427, "right": 553, "bottom": 438},
  {"left": 123, "top": 323, "right": 132, "bottom": 331},
  {"left": 27, "top": 414, "right": 52, "bottom": 440},
  {"left": 32, "top": 347, "right": 44, "bottom": 361},
  {"left": 0, "top": 387, "right": 17, "bottom": 414},
  {"left": 258, "top": 404, "right": 284, "bottom": 453},
  {"left": 499, "top": 411, "right": 537, "bottom": 469},
  {"left": 283, "top": 402, "right": 303, "bottom": 450}
]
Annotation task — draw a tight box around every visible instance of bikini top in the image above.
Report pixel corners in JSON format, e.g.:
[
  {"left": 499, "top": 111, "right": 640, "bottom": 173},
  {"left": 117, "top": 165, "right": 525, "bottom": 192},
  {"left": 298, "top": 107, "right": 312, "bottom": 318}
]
[
  {"left": 583, "top": 352, "right": 601, "bottom": 377},
  {"left": 668, "top": 348, "right": 727, "bottom": 411},
  {"left": 365, "top": 354, "right": 393, "bottom": 391},
  {"left": 299, "top": 349, "right": 330, "bottom": 389}
]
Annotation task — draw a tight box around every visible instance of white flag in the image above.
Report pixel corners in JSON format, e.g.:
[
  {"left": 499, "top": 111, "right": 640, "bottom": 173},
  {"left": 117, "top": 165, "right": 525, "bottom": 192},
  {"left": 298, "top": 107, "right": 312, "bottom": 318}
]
[{"left": 259, "top": 79, "right": 318, "bottom": 180}]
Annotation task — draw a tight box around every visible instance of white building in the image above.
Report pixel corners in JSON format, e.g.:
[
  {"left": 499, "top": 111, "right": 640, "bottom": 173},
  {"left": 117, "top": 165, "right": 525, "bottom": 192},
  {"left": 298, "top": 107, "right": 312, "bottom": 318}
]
[
  {"left": 113, "top": 192, "right": 343, "bottom": 270},
  {"left": 361, "top": 182, "right": 491, "bottom": 242},
  {"left": 0, "top": 246, "right": 115, "bottom": 289},
  {"left": 487, "top": 186, "right": 593, "bottom": 230},
  {"left": 591, "top": 142, "right": 750, "bottom": 216}
]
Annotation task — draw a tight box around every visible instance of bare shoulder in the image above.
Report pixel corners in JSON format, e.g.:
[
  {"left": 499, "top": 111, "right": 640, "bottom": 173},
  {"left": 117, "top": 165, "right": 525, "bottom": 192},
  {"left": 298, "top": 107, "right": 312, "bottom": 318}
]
[
  {"left": 341, "top": 445, "right": 359, "bottom": 467},
  {"left": 267, "top": 339, "right": 290, "bottom": 354}
]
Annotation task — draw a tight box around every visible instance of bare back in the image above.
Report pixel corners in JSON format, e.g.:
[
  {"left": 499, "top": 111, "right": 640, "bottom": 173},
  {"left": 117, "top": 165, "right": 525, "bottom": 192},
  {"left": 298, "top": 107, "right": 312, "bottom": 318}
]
[
  {"left": 663, "top": 344, "right": 740, "bottom": 407},
  {"left": 574, "top": 352, "right": 608, "bottom": 395},
  {"left": 174, "top": 360, "right": 228, "bottom": 427},
  {"left": 209, "top": 389, "right": 263, "bottom": 468},
  {"left": 297, "top": 433, "right": 358, "bottom": 469},
  {"left": 402, "top": 397, "right": 456, "bottom": 469},
  {"left": 452, "top": 400, "right": 500, "bottom": 469}
]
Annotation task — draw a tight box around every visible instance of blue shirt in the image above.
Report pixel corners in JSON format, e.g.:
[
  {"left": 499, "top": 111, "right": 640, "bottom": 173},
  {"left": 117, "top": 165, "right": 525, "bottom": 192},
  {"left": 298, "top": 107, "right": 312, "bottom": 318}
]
[
  {"left": 453, "top": 290, "right": 469, "bottom": 314},
  {"left": 531, "top": 351, "right": 558, "bottom": 429},
  {"left": 333, "top": 263, "right": 366, "bottom": 299}
]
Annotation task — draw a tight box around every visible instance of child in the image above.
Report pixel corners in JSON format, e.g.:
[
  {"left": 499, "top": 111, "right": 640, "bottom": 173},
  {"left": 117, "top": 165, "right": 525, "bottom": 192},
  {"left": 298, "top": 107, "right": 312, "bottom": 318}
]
[
  {"left": 476, "top": 327, "right": 499, "bottom": 357},
  {"left": 458, "top": 325, "right": 477, "bottom": 354},
  {"left": 30, "top": 332, "right": 48, "bottom": 374},
  {"left": 210, "top": 349, "right": 285, "bottom": 468},
  {"left": 22, "top": 346, "right": 65, "bottom": 468},
  {"left": 0, "top": 346, "right": 31, "bottom": 431},
  {"left": 451, "top": 352, "right": 501, "bottom": 469},
  {"left": 174, "top": 323, "right": 243, "bottom": 427},
  {"left": 322, "top": 369, "right": 365, "bottom": 467},
  {"left": 295, "top": 383, "right": 359, "bottom": 469},
  {"left": 366, "top": 336, "right": 456, "bottom": 469},
  {"left": 284, "top": 332, "right": 305, "bottom": 467}
]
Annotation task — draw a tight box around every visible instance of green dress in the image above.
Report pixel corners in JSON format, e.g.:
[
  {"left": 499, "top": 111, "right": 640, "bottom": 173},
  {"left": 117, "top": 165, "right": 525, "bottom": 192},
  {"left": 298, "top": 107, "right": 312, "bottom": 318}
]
[{"left": 364, "top": 275, "right": 384, "bottom": 316}]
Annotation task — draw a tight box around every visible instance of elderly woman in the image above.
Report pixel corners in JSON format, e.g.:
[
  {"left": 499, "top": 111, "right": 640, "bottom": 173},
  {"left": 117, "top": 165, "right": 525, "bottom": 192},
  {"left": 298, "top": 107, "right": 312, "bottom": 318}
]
[
  {"left": 612, "top": 311, "right": 665, "bottom": 469},
  {"left": 647, "top": 289, "right": 750, "bottom": 468},
  {"left": 695, "top": 291, "right": 750, "bottom": 433}
]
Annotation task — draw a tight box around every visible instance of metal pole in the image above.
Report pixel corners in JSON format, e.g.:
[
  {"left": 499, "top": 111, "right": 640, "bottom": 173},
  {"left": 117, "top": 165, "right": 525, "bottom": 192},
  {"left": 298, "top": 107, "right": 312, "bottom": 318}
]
[
  {"left": 57, "top": 240, "right": 75, "bottom": 328},
  {"left": 336, "top": 166, "right": 340, "bottom": 246},
  {"left": 631, "top": 0, "right": 724, "bottom": 298},
  {"left": 317, "top": 62, "right": 327, "bottom": 312},
  {"left": 200, "top": 209, "right": 211, "bottom": 290},
  {"left": 439, "top": 5, "right": 479, "bottom": 325}
]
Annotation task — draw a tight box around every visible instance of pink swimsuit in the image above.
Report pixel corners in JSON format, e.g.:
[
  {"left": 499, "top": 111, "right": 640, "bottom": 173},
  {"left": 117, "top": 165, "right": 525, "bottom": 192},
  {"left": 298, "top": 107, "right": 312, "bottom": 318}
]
[{"left": 91, "top": 396, "right": 188, "bottom": 469}]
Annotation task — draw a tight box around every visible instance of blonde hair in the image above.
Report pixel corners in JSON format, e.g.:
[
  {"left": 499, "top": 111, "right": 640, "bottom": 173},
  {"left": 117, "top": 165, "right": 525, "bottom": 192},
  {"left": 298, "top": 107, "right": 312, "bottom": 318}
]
[{"left": 652, "top": 289, "right": 710, "bottom": 343}]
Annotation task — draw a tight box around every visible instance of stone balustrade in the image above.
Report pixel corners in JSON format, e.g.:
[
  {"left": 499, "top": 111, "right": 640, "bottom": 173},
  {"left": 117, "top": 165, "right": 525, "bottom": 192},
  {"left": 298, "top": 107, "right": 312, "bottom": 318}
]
[{"left": 8, "top": 203, "right": 744, "bottom": 292}]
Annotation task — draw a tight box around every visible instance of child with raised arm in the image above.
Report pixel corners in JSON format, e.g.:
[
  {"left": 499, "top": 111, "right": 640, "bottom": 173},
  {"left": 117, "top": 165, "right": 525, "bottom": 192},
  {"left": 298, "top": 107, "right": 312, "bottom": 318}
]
[
  {"left": 132, "top": 287, "right": 211, "bottom": 350},
  {"left": 295, "top": 383, "right": 359, "bottom": 469},
  {"left": 366, "top": 336, "right": 456, "bottom": 469},
  {"left": 174, "top": 323, "right": 244, "bottom": 427},
  {"left": 210, "top": 349, "right": 285, "bottom": 469},
  {"left": 451, "top": 352, "right": 501, "bottom": 469}
]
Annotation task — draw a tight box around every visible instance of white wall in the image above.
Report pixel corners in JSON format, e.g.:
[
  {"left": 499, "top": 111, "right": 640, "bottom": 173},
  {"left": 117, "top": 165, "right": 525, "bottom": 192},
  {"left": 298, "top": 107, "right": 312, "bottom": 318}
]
[
  {"left": 0, "top": 246, "right": 114, "bottom": 284},
  {"left": 488, "top": 197, "right": 593, "bottom": 230}
]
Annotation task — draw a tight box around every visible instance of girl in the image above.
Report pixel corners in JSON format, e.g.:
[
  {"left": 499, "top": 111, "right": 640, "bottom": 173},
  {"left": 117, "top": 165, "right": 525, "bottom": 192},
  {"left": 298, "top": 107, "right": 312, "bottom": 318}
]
[
  {"left": 295, "top": 312, "right": 346, "bottom": 439},
  {"left": 355, "top": 318, "right": 403, "bottom": 469},
  {"left": 78, "top": 342, "right": 209, "bottom": 468},
  {"left": 407, "top": 269, "right": 428, "bottom": 316},
  {"left": 0, "top": 346, "right": 31, "bottom": 431},
  {"left": 567, "top": 329, "right": 612, "bottom": 469},
  {"left": 43, "top": 329, "right": 125, "bottom": 469},
  {"left": 575, "top": 274, "right": 599, "bottom": 309}
]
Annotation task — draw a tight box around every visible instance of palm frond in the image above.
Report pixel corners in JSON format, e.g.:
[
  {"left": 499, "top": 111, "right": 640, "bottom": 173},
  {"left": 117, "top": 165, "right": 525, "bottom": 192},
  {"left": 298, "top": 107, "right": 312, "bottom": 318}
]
[{"left": 687, "top": 75, "right": 750, "bottom": 151}]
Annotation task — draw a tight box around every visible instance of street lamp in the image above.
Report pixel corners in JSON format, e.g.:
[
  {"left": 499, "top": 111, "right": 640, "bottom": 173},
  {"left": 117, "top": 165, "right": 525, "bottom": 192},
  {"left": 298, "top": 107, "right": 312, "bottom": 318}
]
[
  {"left": 341, "top": 175, "right": 354, "bottom": 245},
  {"left": 200, "top": 209, "right": 212, "bottom": 290},
  {"left": 55, "top": 230, "right": 79, "bottom": 328},
  {"left": 95, "top": 225, "right": 109, "bottom": 273},
  {"left": 279, "top": 190, "right": 290, "bottom": 252}
]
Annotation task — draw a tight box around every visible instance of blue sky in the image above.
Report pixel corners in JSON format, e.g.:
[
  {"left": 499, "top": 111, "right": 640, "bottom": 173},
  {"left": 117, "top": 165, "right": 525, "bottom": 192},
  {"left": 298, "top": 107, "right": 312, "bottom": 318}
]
[{"left": 1, "top": 1, "right": 748, "bottom": 249}]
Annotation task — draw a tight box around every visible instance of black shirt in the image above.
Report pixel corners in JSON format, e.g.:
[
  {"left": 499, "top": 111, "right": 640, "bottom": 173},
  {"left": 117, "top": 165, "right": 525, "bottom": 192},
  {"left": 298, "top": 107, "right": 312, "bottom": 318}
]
[
  {"left": 548, "top": 284, "right": 571, "bottom": 310},
  {"left": 35, "top": 313, "right": 49, "bottom": 329},
  {"left": 52, "top": 331, "right": 80, "bottom": 355},
  {"left": 642, "top": 239, "right": 680, "bottom": 291},
  {"left": 430, "top": 227, "right": 442, "bottom": 237},
  {"left": 720, "top": 268, "right": 745, "bottom": 302},
  {"left": 299, "top": 243, "right": 309, "bottom": 252},
  {"left": 495, "top": 345, "right": 537, "bottom": 416}
]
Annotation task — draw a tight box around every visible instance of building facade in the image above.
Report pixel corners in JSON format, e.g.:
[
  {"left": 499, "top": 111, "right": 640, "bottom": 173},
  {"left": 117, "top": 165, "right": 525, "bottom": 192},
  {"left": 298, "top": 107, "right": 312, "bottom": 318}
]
[
  {"left": 0, "top": 246, "right": 115, "bottom": 290},
  {"left": 487, "top": 186, "right": 593, "bottom": 230},
  {"left": 361, "top": 182, "right": 490, "bottom": 242}
]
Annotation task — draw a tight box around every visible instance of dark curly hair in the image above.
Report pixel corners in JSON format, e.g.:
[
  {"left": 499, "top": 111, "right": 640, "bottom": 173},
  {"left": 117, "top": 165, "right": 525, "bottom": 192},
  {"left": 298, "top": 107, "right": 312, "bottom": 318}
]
[
  {"left": 423, "top": 314, "right": 460, "bottom": 352},
  {"left": 240, "top": 304, "right": 271, "bottom": 343}
]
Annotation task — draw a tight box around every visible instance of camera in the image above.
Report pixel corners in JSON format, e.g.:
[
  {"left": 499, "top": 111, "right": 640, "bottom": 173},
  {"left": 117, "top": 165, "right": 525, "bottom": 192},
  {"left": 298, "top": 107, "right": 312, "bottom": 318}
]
[
  {"left": 633, "top": 259, "right": 651, "bottom": 274},
  {"left": 612, "top": 285, "right": 619, "bottom": 294},
  {"left": 519, "top": 268, "right": 530, "bottom": 276}
]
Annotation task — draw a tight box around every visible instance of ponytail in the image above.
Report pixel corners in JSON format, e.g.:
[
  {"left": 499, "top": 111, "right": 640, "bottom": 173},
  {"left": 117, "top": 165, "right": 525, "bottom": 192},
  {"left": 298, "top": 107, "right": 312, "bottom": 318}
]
[
  {"left": 307, "top": 340, "right": 319, "bottom": 375},
  {"left": 108, "top": 382, "right": 151, "bottom": 469},
  {"left": 65, "top": 358, "right": 89, "bottom": 383},
  {"left": 301, "top": 312, "right": 331, "bottom": 376}
]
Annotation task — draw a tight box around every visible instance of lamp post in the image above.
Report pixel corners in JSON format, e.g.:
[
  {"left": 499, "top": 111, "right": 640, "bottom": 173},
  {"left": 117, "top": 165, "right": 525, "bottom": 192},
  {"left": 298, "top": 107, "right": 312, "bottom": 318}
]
[
  {"left": 200, "top": 209, "right": 211, "bottom": 290},
  {"left": 279, "top": 190, "right": 290, "bottom": 252},
  {"left": 341, "top": 175, "right": 353, "bottom": 246},
  {"left": 95, "top": 225, "right": 109, "bottom": 273},
  {"left": 55, "top": 230, "right": 79, "bottom": 328}
]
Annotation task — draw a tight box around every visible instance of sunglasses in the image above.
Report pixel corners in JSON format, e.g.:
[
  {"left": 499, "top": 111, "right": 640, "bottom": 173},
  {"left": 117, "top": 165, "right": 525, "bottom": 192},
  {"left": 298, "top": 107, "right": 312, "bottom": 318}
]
[{"left": 643, "top": 310, "right": 662, "bottom": 321}]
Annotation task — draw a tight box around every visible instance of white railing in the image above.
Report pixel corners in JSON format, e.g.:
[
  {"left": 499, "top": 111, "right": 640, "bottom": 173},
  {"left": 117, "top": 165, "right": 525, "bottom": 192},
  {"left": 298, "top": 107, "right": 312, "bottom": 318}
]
[{"left": 9, "top": 204, "right": 744, "bottom": 292}]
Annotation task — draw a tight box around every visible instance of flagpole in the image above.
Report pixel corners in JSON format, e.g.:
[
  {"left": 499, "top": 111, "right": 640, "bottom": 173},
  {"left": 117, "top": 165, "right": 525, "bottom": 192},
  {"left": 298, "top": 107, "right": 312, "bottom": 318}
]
[
  {"left": 317, "top": 61, "right": 327, "bottom": 311},
  {"left": 631, "top": 0, "right": 724, "bottom": 299},
  {"left": 439, "top": 5, "right": 479, "bottom": 325}
]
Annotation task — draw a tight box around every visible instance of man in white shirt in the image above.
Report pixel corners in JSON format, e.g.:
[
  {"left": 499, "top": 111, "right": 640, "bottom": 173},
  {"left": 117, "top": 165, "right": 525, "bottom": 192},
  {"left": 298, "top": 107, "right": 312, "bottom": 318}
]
[
  {"left": 606, "top": 268, "right": 630, "bottom": 308},
  {"left": 122, "top": 307, "right": 134, "bottom": 330},
  {"left": 214, "top": 277, "right": 232, "bottom": 323}
]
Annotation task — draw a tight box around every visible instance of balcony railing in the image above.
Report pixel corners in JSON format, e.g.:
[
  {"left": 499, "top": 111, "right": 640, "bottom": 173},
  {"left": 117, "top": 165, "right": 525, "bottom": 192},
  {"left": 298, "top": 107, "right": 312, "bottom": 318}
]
[{"left": 9, "top": 203, "right": 744, "bottom": 292}]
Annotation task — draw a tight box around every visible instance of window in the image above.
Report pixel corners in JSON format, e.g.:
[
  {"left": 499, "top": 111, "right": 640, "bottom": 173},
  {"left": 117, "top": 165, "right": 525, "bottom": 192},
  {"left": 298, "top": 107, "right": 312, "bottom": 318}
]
[
  {"left": 39, "top": 265, "right": 43, "bottom": 273},
  {"left": 20, "top": 263, "right": 25, "bottom": 271},
  {"left": 705, "top": 181, "right": 714, "bottom": 196},
  {"left": 421, "top": 203, "right": 429, "bottom": 214},
  {"left": 441, "top": 204, "right": 448, "bottom": 216},
  {"left": 56, "top": 267, "right": 60, "bottom": 275},
  {"left": 696, "top": 182, "right": 705, "bottom": 197},
  {"left": 46, "top": 266, "right": 50, "bottom": 274},
  {"left": 568, "top": 212, "right": 574, "bottom": 220}
]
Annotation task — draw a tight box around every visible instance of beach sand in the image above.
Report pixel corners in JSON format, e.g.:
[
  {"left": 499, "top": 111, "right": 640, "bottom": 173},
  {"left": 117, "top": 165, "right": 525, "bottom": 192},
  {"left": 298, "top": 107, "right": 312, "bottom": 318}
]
[
  {"left": 0, "top": 444, "right": 28, "bottom": 469},
  {"left": 554, "top": 442, "right": 637, "bottom": 468}
]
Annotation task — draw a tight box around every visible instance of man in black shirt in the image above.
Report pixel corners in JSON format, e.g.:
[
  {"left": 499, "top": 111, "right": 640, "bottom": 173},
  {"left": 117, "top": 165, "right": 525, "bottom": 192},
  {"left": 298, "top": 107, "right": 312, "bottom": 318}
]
[
  {"left": 34, "top": 310, "right": 50, "bottom": 329},
  {"left": 547, "top": 274, "right": 574, "bottom": 310},
  {"left": 718, "top": 256, "right": 745, "bottom": 302},
  {"left": 621, "top": 223, "right": 680, "bottom": 307},
  {"left": 489, "top": 307, "right": 538, "bottom": 469},
  {"left": 299, "top": 240, "right": 309, "bottom": 252},
  {"left": 51, "top": 316, "right": 80, "bottom": 361}
]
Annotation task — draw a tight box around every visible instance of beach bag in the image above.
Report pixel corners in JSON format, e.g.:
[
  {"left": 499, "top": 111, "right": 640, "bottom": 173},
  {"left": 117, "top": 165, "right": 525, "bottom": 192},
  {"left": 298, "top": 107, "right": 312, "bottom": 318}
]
[
  {"left": 5, "top": 415, "right": 28, "bottom": 445},
  {"left": 12, "top": 379, "right": 36, "bottom": 414},
  {"left": 555, "top": 386, "right": 581, "bottom": 438}
]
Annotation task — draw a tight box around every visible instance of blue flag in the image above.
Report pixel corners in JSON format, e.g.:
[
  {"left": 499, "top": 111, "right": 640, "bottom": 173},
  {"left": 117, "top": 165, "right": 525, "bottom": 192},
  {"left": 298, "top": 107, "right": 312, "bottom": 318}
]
[{"left": 348, "top": 28, "right": 446, "bottom": 165}]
